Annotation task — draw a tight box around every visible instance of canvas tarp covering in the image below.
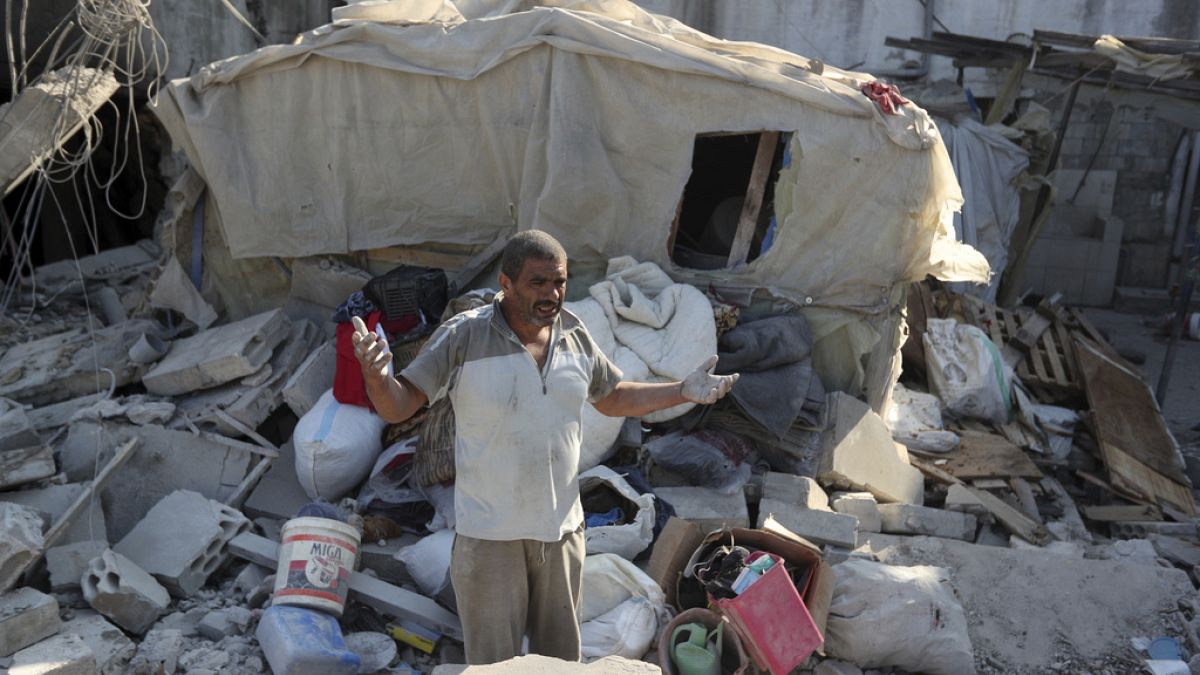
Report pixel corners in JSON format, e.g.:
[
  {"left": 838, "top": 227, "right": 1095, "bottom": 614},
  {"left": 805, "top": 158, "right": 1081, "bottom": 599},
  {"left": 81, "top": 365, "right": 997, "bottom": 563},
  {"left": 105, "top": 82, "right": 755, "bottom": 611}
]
[{"left": 152, "top": 0, "right": 989, "bottom": 311}]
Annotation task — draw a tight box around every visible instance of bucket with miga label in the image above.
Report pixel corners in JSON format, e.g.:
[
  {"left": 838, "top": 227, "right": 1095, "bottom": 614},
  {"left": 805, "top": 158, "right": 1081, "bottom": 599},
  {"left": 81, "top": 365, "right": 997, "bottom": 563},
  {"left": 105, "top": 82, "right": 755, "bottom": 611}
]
[{"left": 273, "top": 517, "right": 361, "bottom": 617}]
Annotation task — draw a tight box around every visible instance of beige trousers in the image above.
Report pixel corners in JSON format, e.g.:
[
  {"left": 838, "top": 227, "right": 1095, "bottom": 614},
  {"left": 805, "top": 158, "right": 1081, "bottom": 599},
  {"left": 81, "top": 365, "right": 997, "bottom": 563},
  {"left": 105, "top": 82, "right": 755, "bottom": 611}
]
[{"left": 450, "top": 527, "right": 586, "bottom": 665}]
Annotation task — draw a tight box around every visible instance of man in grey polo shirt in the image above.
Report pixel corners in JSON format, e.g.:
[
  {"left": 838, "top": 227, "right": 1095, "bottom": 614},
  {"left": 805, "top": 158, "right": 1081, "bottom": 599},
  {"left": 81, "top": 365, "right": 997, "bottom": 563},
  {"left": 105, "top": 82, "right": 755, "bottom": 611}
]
[{"left": 352, "top": 230, "right": 737, "bottom": 665}]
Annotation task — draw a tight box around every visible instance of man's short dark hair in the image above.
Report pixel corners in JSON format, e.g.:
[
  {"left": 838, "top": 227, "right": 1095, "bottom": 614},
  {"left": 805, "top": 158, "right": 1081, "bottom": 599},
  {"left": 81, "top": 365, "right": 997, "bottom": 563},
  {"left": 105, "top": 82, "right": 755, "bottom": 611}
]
[{"left": 500, "top": 230, "right": 568, "bottom": 281}]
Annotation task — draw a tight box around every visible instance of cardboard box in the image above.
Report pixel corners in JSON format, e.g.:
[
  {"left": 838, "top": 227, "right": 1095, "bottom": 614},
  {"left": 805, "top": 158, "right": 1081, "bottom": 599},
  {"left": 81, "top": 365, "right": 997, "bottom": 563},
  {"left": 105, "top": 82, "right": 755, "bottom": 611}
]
[
  {"left": 677, "top": 516, "right": 833, "bottom": 652},
  {"left": 646, "top": 517, "right": 705, "bottom": 607}
]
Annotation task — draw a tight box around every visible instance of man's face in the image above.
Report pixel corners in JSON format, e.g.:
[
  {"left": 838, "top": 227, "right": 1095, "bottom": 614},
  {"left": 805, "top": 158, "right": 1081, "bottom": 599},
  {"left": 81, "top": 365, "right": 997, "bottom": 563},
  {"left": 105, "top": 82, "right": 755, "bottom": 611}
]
[{"left": 500, "top": 257, "right": 567, "bottom": 328}]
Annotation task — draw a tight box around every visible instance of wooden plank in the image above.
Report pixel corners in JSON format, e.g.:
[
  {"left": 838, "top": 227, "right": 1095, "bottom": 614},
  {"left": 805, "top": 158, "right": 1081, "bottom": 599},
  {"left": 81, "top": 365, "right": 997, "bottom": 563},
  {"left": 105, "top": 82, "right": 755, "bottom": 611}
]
[
  {"left": 366, "top": 245, "right": 476, "bottom": 271},
  {"left": 727, "top": 131, "right": 780, "bottom": 267},
  {"left": 912, "top": 458, "right": 1052, "bottom": 544},
  {"left": 1103, "top": 441, "right": 1196, "bottom": 516},
  {"left": 0, "top": 445, "right": 56, "bottom": 489},
  {"left": 451, "top": 231, "right": 510, "bottom": 292},
  {"left": 938, "top": 430, "right": 1044, "bottom": 480},
  {"left": 1082, "top": 504, "right": 1163, "bottom": 522},
  {"left": 1075, "top": 339, "right": 1191, "bottom": 489},
  {"left": 1040, "top": 329, "right": 1068, "bottom": 386},
  {"left": 230, "top": 532, "right": 463, "bottom": 639}
]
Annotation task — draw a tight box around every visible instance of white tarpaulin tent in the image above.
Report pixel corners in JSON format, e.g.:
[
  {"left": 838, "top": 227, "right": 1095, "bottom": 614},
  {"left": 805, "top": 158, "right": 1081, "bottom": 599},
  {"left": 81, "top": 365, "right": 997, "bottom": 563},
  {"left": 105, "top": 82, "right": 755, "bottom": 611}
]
[{"left": 152, "top": 0, "right": 988, "bottom": 316}]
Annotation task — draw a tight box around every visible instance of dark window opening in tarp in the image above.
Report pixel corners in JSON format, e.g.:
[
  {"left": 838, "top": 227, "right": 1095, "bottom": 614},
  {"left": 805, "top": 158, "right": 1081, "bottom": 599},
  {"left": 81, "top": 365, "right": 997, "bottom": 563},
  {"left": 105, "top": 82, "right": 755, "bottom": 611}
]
[{"left": 669, "top": 131, "right": 790, "bottom": 271}]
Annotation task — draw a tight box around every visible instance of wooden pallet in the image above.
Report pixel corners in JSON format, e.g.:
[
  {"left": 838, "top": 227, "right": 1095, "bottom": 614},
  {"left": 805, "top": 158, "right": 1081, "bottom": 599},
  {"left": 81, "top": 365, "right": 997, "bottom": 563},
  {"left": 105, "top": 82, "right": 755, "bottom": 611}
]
[{"left": 961, "top": 297, "right": 1079, "bottom": 397}]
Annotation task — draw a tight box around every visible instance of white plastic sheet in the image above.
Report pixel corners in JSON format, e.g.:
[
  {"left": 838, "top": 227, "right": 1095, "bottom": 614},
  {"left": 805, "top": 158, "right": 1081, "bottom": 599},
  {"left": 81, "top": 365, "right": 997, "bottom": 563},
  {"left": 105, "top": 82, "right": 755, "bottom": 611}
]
[{"left": 152, "top": 0, "right": 989, "bottom": 312}]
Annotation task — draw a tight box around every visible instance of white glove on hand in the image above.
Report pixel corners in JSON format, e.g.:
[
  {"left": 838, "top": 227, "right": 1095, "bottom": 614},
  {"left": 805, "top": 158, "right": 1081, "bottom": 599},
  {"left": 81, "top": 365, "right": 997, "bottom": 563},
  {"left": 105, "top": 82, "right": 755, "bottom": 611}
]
[{"left": 680, "top": 355, "right": 739, "bottom": 405}]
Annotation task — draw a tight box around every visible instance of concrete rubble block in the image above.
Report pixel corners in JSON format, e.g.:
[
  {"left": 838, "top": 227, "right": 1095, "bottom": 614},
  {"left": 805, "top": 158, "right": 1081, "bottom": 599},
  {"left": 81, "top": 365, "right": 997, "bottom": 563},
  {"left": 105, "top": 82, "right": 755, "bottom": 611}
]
[
  {"left": 178, "top": 646, "right": 231, "bottom": 672},
  {"left": 0, "top": 587, "right": 61, "bottom": 656},
  {"left": 0, "top": 402, "right": 41, "bottom": 451},
  {"left": 943, "top": 484, "right": 993, "bottom": 523},
  {"left": 757, "top": 497, "right": 858, "bottom": 549},
  {"left": 128, "top": 628, "right": 183, "bottom": 675},
  {"left": 232, "top": 562, "right": 270, "bottom": 598},
  {"left": 651, "top": 486, "right": 750, "bottom": 532},
  {"left": 763, "top": 472, "right": 830, "bottom": 510},
  {"left": 1151, "top": 535, "right": 1200, "bottom": 568},
  {"left": 114, "top": 490, "right": 251, "bottom": 597},
  {"left": 283, "top": 341, "right": 336, "bottom": 418},
  {"left": 31, "top": 239, "right": 156, "bottom": 292},
  {"left": 360, "top": 534, "right": 422, "bottom": 587},
  {"left": 0, "top": 502, "right": 45, "bottom": 593},
  {"left": 0, "top": 320, "right": 164, "bottom": 407},
  {"left": 47, "top": 541, "right": 109, "bottom": 592},
  {"left": 878, "top": 504, "right": 978, "bottom": 541},
  {"left": 817, "top": 392, "right": 924, "bottom": 505},
  {"left": 288, "top": 257, "right": 371, "bottom": 311},
  {"left": 26, "top": 394, "right": 106, "bottom": 433},
  {"left": 81, "top": 549, "right": 171, "bottom": 635},
  {"left": 59, "top": 422, "right": 250, "bottom": 542},
  {"left": 831, "top": 492, "right": 882, "bottom": 533},
  {"left": 1111, "top": 521, "right": 1198, "bottom": 539},
  {"left": 1, "top": 483, "right": 107, "bottom": 546},
  {"left": 59, "top": 613, "right": 136, "bottom": 675},
  {"left": 243, "top": 440, "right": 310, "bottom": 522},
  {"left": 172, "top": 320, "right": 322, "bottom": 435},
  {"left": 142, "top": 309, "right": 291, "bottom": 396},
  {"left": 197, "top": 606, "right": 253, "bottom": 641},
  {"left": 0, "top": 444, "right": 56, "bottom": 489},
  {"left": 9, "top": 633, "right": 98, "bottom": 675}
]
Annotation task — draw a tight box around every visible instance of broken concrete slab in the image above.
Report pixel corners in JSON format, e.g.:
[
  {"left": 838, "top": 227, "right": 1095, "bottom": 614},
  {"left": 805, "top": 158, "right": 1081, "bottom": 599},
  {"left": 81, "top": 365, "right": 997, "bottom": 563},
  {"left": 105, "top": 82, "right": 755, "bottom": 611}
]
[
  {"left": 142, "top": 309, "right": 291, "bottom": 396},
  {"left": 943, "top": 483, "right": 993, "bottom": 522},
  {"left": 860, "top": 532, "right": 1196, "bottom": 673},
  {"left": 242, "top": 440, "right": 308, "bottom": 522},
  {"left": 758, "top": 497, "right": 857, "bottom": 548},
  {"left": 9, "top": 633, "right": 98, "bottom": 675},
  {"left": 1, "top": 66, "right": 120, "bottom": 195},
  {"left": 81, "top": 550, "right": 171, "bottom": 635},
  {"left": 360, "top": 535, "right": 423, "bottom": 587},
  {"left": 59, "top": 613, "right": 136, "bottom": 675},
  {"left": 197, "top": 607, "right": 252, "bottom": 641},
  {"left": 877, "top": 503, "right": 977, "bottom": 541},
  {"left": 288, "top": 257, "right": 370, "bottom": 312},
  {"left": 0, "top": 502, "right": 45, "bottom": 592},
  {"left": 0, "top": 402, "right": 40, "bottom": 451},
  {"left": 651, "top": 486, "right": 750, "bottom": 532},
  {"left": 830, "top": 492, "right": 881, "bottom": 533},
  {"left": 59, "top": 422, "right": 250, "bottom": 541},
  {"left": 127, "top": 627, "right": 183, "bottom": 675},
  {"left": 0, "top": 320, "right": 164, "bottom": 407},
  {"left": 25, "top": 394, "right": 106, "bottom": 432},
  {"left": 0, "top": 445, "right": 56, "bottom": 489},
  {"left": 283, "top": 341, "right": 336, "bottom": 418},
  {"left": 32, "top": 241, "right": 159, "bottom": 295},
  {"left": 1111, "top": 521, "right": 1198, "bottom": 539},
  {"left": 818, "top": 392, "right": 924, "bottom": 505},
  {"left": 171, "top": 319, "right": 321, "bottom": 435},
  {"left": 1151, "top": 535, "right": 1200, "bottom": 568},
  {"left": 114, "top": 490, "right": 251, "bottom": 597},
  {"left": 763, "top": 472, "right": 829, "bottom": 510},
  {"left": 0, "top": 587, "right": 60, "bottom": 656},
  {"left": 47, "top": 541, "right": 109, "bottom": 592},
  {"left": 1, "top": 483, "right": 108, "bottom": 546}
]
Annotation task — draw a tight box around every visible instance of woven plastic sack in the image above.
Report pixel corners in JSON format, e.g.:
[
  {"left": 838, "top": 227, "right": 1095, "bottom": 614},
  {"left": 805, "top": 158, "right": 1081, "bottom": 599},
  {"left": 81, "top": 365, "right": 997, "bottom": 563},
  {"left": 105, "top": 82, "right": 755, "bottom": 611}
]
[
  {"left": 293, "top": 389, "right": 386, "bottom": 500},
  {"left": 411, "top": 397, "right": 456, "bottom": 486},
  {"left": 923, "top": 318, "right": 1012, "bottom": 425}
]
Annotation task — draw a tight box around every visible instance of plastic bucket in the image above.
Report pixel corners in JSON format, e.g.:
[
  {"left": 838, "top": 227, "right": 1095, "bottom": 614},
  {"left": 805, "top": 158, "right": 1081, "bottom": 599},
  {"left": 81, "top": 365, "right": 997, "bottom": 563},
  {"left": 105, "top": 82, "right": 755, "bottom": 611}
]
[{"left": 273, "top": 517, "right": 361, "bottom": 617}]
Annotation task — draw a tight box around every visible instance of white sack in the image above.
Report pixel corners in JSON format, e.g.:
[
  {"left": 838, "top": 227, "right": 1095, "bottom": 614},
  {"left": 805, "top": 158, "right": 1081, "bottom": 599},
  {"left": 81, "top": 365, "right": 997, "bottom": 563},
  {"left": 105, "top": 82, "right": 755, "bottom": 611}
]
[
  {"left": 923, "top": 318, "right": 1012, "bottom": 425},
  {"left": 293, "top": 389, "right": 386, "bottom": 500},
  {"left": 578, "top": 466, "right": 656, "bottom": 560},
  {"left": 394, "top": 528, "right": 455, "bottom": 597},
  {"left": 579, "top": 553, "right": 669, "bottom": 663},
  {"left": 580, "top": 596, "right": 658, "bottom": 662},
  {"left": 825, "top": 559, "right": 976, "bottom": 675}
]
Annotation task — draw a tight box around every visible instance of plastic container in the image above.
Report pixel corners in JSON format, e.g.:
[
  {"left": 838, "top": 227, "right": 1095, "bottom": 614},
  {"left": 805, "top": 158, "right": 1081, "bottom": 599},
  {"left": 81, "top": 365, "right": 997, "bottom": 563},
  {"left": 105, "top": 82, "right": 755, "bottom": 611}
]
[
  {"left": 273, "top": 516, "right": 361, "bottom": 617},
  {"left": 658, "top": 608, "right": 750, "bottom": 675},
  {"left": 256, "top": 605, "right": 360, "bottom": 675},
  {"left": 715, "top": 552, "right": 822, "bottom": 675}
]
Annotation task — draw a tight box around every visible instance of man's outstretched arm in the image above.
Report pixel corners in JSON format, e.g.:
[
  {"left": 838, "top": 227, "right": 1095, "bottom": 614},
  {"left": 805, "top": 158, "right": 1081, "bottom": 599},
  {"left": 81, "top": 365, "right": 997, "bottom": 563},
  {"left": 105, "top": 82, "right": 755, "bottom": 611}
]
[
  {"left": 592, "top": 355, "right": 738, "bottom": 418},
  {"left": 352, "top": 316, "right": 428, "bottom": 423}
]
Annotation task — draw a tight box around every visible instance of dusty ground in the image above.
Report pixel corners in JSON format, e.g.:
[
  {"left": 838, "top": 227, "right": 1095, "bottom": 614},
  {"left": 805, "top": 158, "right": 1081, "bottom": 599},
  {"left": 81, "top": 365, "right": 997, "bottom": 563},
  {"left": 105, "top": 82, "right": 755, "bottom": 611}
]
[
  {"left": 1083, "top": 307, "right": 1200, "bottom": 449},
  {"left": 859, "top": 533, "right": 1198, "bottom": 674}
]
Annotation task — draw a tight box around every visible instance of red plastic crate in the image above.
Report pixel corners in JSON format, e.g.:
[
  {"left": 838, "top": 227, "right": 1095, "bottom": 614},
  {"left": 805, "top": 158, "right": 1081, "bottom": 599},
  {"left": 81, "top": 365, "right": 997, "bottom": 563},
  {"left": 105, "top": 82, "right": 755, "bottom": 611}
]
[{"left": 715, "top": 552, "right": 822, "bottom": 675}]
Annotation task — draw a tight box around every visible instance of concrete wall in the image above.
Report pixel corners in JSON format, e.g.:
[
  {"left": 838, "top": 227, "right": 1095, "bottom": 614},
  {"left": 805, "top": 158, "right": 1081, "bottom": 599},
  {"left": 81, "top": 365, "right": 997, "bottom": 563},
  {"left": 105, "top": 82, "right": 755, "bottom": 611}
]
[{"left": 634, "top": 0, "right": 1200, "bottom": 90}]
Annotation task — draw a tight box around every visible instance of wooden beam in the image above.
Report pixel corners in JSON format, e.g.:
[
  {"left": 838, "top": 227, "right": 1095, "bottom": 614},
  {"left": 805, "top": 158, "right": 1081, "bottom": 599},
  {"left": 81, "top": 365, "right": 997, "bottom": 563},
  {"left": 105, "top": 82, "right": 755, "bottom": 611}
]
[
  {"left": 451, "top": 231, "right": 510, "bottom": 293},
  {"left": 727, "top": 131, "right": 780, "bottom": 268},
  {"left": 913, "top": 458, "right": 1053, "bottom": 544},
  {"left": 1082, "top": 504, "right": 1163, "bottom": 522}
]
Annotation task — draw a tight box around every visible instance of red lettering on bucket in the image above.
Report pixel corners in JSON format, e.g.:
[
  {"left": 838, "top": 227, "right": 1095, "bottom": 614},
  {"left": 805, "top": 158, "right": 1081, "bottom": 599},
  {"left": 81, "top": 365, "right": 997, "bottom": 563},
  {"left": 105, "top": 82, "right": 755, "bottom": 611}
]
[
  {"left": 283, "top": 533, "right": 359, "bottom": 556},
  {"left": 275, "top": 587, "right": 345, "bottom": 603}
]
